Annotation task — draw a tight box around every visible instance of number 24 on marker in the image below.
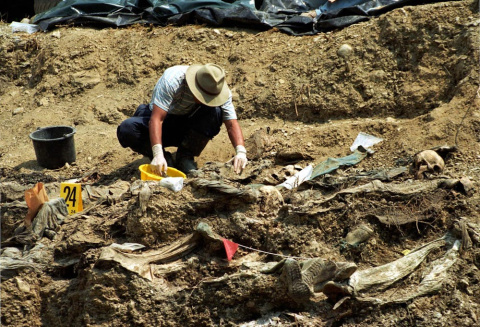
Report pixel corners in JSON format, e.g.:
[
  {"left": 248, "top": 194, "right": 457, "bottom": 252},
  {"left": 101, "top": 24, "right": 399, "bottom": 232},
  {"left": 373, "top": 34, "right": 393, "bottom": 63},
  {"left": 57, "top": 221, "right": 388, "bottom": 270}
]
[{"left": 60, "top": 183, "right": 83, "bottom": 214}]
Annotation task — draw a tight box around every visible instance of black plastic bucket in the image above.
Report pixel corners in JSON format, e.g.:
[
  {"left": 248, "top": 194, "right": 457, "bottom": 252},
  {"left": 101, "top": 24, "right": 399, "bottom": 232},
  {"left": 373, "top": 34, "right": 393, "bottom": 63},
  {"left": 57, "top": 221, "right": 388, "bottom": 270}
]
[{"left": 29, "top": 126, "right": 76, "bottom": 169}]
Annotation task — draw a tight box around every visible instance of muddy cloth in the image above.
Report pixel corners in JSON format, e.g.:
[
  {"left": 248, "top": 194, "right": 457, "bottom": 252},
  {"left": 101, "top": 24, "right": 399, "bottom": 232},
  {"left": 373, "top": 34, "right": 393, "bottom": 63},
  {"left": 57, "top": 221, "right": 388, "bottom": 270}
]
[
  {"left": 309, "top": 148, "right": 368, "bottom": 180},
  {"left": 117, "top": 104, "right": 222, "bottom": 158},
  {"left": 32, "top": 0, "right": 453, "bottom": 35},
  {"left": 3, "top": 198, "right": 68, "bottom": 248}
]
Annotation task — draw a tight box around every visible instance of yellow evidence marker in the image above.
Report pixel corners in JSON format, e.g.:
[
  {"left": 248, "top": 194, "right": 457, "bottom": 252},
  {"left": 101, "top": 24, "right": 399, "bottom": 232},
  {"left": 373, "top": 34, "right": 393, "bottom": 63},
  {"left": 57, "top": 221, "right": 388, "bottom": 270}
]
[{"left": 60, "top": 182, "right": 83, "bottom": 214}]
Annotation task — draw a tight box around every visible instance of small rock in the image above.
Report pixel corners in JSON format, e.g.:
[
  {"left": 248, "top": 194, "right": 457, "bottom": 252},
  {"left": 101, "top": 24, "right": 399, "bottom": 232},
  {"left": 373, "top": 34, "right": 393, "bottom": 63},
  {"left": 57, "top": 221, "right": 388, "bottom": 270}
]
[
  {"left": 38, "top": 97, "right": 49, "bottom": 106},
  {"left": 458, "top": 278, "right": 473, "bottom": 295},
  {"left": 14, "top": 277, "right": 31, "bottom": 293},
  {"left": 51, "top": 31, "right": 61, "bottom": 38},
  {"left": 459, "top": 177, "right": 474, "bottom": 195},
  {"left": 458, "top": 278, "right": 469, "bottom": 288},
  {"left": 337, "top": 44, "right": 353, "bottom": 59},
  {"left": 12, "top": 107, "right": 24, "bottom": 115}
]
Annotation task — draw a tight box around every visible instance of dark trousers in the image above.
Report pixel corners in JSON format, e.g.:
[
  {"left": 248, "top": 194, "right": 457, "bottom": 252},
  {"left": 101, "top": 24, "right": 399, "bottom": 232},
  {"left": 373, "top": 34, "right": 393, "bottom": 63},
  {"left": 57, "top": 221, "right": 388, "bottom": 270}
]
[{"left": 117, "top": 104, "right": 223, "bottom": 158}]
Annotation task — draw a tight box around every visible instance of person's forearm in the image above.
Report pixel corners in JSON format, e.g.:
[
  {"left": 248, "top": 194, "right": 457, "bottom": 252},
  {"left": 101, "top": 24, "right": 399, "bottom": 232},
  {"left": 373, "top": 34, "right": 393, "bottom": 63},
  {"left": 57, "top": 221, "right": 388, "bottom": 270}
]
[
  {"left": 149, "top": 105, "right": 169, "bottom": 173},
  {"left": 149, "top": 118, "right": 163, "bottom": 146},
  {"left": 149, "top": 104, "right": 167, "bottom": 146},
  {"left": 224, "top": 119, "right": 245, "bottom": 148},
  {"left": 225, "top": 119, "right": 248, "bottom": 174}
]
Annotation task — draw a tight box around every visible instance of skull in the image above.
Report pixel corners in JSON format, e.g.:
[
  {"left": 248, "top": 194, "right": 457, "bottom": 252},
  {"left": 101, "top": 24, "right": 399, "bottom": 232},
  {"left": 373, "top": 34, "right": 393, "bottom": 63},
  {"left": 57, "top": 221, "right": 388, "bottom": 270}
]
[
  {"left": 257, "top": 185, "right": 284, "bottom": 215},
  {"left": 412, "top": 150, "right": 445, "bottom": 179}
]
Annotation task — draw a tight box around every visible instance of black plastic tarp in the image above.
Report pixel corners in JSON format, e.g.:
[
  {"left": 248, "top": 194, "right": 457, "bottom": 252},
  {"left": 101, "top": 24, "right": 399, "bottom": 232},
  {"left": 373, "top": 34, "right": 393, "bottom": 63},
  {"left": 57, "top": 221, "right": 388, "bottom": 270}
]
[{"left": 32, "top": 0, "right": 452, "bottom": 35}]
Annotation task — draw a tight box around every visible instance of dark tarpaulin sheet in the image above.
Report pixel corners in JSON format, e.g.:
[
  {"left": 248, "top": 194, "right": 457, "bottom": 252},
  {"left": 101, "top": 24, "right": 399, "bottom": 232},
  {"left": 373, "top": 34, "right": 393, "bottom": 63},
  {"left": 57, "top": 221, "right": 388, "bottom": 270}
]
[{"left": 32, "top": 0, "right": 452, "bottom": 35}]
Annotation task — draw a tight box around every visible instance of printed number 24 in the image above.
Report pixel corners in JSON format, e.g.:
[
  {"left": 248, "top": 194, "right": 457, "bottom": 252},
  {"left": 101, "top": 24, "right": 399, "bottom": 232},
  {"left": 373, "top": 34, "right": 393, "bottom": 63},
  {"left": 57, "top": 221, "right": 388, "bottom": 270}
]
[{"left": 64, "top": 186, "right": 77, "bottom": 207}]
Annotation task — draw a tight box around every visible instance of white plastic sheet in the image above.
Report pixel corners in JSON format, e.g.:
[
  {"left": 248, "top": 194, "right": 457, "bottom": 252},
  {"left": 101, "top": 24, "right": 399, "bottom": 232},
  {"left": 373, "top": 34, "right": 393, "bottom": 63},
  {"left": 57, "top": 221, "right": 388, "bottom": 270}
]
[
  {"left": 159, "top": 177, "right": 184, "bottom": 192},
  {"left": 350, "top": 132, "right": 383, "bottom": 152},
  {"left": 278, "top": 165, "right": 313, "bottom": 190},
  {"left": 10, "top": 22, "right": 39, "bottom": 34},
  {"left": 110, "top": 243, "right": 145, "bottom": 252}
]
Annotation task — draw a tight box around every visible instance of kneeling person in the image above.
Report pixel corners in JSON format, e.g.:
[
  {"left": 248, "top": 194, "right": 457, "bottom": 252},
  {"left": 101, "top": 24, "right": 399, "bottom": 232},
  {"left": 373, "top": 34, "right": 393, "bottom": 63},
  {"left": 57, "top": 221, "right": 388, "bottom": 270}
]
[{"left": 117, "top": 63, "right": 248, "bottom": 175}]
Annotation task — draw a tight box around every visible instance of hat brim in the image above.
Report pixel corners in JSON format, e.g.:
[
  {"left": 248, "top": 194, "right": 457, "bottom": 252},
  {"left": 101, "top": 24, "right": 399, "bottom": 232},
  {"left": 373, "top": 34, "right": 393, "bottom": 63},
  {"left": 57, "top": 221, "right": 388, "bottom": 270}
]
[{"left": 185, "top": 64, "right": 230, "bottom": 107}]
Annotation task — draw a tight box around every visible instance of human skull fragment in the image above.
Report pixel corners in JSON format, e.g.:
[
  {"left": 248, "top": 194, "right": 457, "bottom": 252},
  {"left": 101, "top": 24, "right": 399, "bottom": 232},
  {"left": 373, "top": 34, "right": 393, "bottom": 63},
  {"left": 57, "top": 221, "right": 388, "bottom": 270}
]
[
  {"left": 257, "top": 185, "right": 284, "bottom": 214},
  {"left": 412, "top": 150, "right": 445, "bottom": 179}
]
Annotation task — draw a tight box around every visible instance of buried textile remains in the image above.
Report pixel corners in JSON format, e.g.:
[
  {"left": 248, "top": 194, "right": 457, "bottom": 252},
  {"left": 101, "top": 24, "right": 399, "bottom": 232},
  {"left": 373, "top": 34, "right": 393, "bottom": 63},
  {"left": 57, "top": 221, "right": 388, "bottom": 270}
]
[{"left": 1, "top": 141, "right": 478, "bottom": 315}]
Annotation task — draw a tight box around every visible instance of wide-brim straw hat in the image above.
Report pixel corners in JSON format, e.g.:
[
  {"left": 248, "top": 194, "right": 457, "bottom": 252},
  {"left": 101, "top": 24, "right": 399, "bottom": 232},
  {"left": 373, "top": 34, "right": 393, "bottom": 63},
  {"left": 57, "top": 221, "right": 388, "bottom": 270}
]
[{"left": 185, "top": 63, "right": 230, "bottom": 107}]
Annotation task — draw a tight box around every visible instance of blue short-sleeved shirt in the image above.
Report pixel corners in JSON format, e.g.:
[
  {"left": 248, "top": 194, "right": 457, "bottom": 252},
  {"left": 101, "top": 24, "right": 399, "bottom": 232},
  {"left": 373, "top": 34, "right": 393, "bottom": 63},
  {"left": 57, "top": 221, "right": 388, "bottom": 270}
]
[{"left": 148, "top": 65, "right": 237, "bottom": 121}]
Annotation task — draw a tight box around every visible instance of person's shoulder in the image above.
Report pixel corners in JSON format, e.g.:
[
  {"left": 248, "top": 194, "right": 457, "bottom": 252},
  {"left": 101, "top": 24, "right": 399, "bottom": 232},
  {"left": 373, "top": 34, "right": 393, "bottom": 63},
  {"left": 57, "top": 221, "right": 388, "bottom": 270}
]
[{"left": 164, "top": 65, "right": 189, "bottom": 75}]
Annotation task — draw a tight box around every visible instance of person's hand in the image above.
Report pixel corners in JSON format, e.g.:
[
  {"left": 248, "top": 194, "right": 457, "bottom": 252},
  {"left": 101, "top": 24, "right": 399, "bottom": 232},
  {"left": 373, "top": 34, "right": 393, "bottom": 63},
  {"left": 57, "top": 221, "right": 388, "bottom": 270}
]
[
  {"left": 233, "top": 145, "right": 248, "bottom": 174},
  {"left": 151, "top": 144, "right": 167, "bottom": 175}
]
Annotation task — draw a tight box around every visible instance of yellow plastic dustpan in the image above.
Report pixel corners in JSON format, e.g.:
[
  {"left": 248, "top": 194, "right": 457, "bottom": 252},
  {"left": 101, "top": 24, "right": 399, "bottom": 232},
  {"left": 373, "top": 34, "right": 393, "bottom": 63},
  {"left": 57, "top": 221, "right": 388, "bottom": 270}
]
[{"left": 139, "top": 164, "right": 186, "bottom": 181}]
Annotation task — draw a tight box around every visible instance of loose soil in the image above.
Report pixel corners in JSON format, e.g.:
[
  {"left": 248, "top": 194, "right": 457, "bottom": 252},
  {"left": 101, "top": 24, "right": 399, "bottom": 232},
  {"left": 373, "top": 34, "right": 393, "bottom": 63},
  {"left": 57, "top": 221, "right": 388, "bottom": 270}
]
[{"left": 1, "top": 1, "right": 480, "bottom": 326}]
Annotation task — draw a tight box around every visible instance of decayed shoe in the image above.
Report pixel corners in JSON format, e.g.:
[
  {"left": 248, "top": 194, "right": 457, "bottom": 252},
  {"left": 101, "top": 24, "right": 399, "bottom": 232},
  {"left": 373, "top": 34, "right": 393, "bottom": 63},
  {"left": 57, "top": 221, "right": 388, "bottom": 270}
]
[
  {"left": 322, "top": 281, "right": 353, "bottom": 302},
  {"left": 284, "top": 258, "right": 312, "bottom": 299},
  {"left": 345, "top": 224, "right": 374, "bottom": 246},
  {"left": 301, "top": 259, "right": 357, "bottom": 293},
  {"left": 333, "top": 262, "right": 358, "bottom": 281},
  {"left": 301, "top": 258, "right": 337, "bottom": 292}
]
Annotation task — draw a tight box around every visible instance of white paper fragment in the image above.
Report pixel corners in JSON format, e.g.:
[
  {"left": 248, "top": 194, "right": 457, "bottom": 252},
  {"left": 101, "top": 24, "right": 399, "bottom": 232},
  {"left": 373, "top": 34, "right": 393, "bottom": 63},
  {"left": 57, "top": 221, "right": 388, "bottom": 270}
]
[{"left": 350, "top": 132, "right": 384, "bottom": 152}]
